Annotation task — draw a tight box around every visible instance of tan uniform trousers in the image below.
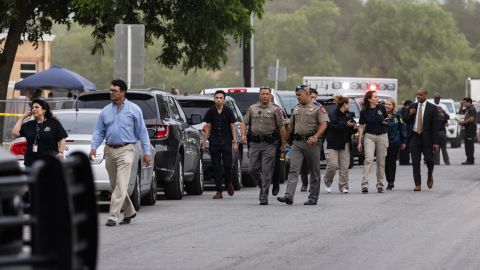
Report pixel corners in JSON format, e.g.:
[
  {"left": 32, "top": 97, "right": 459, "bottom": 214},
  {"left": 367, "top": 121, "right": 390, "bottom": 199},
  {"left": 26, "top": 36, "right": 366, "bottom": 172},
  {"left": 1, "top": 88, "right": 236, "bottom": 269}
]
[
  {"left": 362, "top": 133, "right": 388, "bottom": 189},
  {"left": 323, "top": 142, "right": 350, "bottom": 191},
  {"left": 105, "top": 144, "right": 136, "bottom": 221}
]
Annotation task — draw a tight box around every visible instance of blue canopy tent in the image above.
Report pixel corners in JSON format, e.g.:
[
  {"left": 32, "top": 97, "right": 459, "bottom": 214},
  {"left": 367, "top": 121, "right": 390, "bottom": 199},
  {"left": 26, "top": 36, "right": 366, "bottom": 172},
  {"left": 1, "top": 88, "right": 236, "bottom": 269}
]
[{"left": 14, "top": 65, "right": 96, "bottom": 91}]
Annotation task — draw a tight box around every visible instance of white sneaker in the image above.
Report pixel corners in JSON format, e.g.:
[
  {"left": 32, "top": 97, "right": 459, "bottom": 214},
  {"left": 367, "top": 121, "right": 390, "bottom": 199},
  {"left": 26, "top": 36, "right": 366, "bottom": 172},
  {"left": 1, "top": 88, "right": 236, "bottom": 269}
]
[
  {"left": 325, "top": 186, "right": 332, "bottom": 193},
  {"left": 342, "top": 189, "right": 349, "bottom": 194}
]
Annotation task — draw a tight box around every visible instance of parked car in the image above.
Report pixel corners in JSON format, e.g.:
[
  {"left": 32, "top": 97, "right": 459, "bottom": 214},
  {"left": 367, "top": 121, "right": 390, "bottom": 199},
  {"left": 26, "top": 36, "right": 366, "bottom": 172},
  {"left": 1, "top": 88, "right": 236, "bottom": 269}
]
[
  {"left": 427, "top": 98, "right": 461, "bottom": 148},
  {"left": 277, "top": 90, "right": 297, "bottom": 117},
  {"left": 8, "top": 109, "right": 157, "bottom": 210},
  {"left": 75, "top": 89, "right": 203, "bottom": 200},
  {"left": 176, "top": 95, "right": 247, "bottom": 188},
  {"left": 200, "top": 87, "right": 289, "bottom": 185}
]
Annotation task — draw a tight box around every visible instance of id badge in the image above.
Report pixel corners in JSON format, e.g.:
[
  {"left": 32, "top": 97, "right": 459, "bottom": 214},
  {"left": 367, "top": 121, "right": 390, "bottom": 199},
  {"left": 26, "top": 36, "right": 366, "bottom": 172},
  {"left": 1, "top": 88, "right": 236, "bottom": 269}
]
[{"left": 33, "top": 144, "right": 38, "bottom": 153}]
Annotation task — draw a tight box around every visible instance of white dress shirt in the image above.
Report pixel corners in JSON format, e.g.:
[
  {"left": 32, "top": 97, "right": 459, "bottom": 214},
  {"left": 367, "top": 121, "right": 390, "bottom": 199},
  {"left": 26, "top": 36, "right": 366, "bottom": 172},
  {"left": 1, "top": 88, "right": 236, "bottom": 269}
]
[{"left": 413, "top": 101, "right": 428, "bottom": 132}]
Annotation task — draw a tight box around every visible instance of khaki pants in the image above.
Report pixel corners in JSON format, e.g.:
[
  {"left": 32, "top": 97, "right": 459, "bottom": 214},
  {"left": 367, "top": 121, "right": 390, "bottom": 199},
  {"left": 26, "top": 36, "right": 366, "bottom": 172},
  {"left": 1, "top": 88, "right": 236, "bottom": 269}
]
[
  {"left": 324, "top": 142, "right": 350, "bottom": 191},
  {"left": 285, "top": 141, "right": 321, "bottom": 203},
  {"left": 362, "top": 133, "right": 388, "bottom": 189},
  {"left": 105, "top": 144, "right": 136, "bottom": 221},
  {"left": 249, "top": 142, "right": 276, "bottom": 201}
]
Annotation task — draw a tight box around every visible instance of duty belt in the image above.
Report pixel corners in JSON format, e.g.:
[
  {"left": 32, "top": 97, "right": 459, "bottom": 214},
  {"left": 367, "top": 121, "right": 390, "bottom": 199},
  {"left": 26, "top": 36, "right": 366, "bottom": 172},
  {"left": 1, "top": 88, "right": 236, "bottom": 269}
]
[
  {"left": 251, "top": 134, "right": 277, "bottom": 143},
  {"left": 293, "top": 133, "right": 315, "bottom": 141}
]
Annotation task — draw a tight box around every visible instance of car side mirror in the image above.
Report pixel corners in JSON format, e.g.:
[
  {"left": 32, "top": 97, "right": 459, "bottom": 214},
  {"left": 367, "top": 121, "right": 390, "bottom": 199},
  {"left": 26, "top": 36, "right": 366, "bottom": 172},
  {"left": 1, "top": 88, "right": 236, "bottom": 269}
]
[
  {"left": 147, "top": 128, "right": 156, "bottom": 138},
  {"left": 189, "top": 114, "right": 202, "bottom": 125}
]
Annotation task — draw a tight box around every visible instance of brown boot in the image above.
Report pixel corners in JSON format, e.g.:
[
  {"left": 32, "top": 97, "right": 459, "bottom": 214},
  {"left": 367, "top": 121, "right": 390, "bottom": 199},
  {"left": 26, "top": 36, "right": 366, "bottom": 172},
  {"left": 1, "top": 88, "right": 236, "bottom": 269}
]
[
  {"left": 227, "top": 183, "right": 234, "bottom": 196},
  {"left": 212, "top": 192, "right": 223, "bottom": 199},
  {"left": 427, "top": 176, "right": 433, "bottom": 189},
  {"left": 414, "top": 186, "right": 421, "bottom": 192}
]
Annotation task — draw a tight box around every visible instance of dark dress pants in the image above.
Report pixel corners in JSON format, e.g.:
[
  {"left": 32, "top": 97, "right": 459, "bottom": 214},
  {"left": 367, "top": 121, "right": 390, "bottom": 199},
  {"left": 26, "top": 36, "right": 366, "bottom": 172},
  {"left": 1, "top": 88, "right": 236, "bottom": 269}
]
[
  {"left": 385, "top": 145, "right": 399, "bottom": 184},
  {"left": 465, "top": 135, "right": 475, "bottom": 163},
  {"left": 399, "top": 144, "right": 410, "bottom": 165},
  {"left": 410, "top": 133, "right": 434, "bottom": 186},
  {"left": 209, "top": 143, "right": 233, "bottom": 192}
]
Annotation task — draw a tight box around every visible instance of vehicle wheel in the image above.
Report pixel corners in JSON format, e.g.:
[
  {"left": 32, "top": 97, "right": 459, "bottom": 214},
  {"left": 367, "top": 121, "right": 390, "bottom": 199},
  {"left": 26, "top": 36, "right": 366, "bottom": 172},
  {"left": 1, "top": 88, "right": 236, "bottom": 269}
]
[
  {"left": 185, "top": 159, "right": 204, "bottom": 195},
  {"left": 232, "top": 158, "right": 242, "bottom": 190},
  {"left": 164, "top": 156, "right": 184, "bottom": 200},
  {"left": 451, "top": 137, "right": 461, "bottom": 148},
  {"left": 141, "top": 169, "right": 157, "bottom": 206},
  {"left": 349, "top": 153, "right": 354, "bottom": 169},
  {"left": 130, "top": 165, "right": 141, "bottom": 211}
]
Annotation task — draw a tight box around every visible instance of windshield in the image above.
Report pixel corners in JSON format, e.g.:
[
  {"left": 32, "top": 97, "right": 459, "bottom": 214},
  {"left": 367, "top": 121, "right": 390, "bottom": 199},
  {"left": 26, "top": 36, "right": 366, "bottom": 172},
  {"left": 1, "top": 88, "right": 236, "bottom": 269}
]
[
  {"left": 56, "top": 112, "right": 100, "bottom": 134},
  {"left": 225, "top": 93, "right": 259, "bottom": 115},
  {"left": 349, "top": 98, "right": 360, "bottom": 119},
  {"left": 440, "top": 101, "right": 455, "bottom": 114},
  {"left": 76, "top": 93, "right": 158, "bottom": 120},
  {"left": 177, "top": 100, "right": 214, "bottom": 120},
  {"left": 279, "top": 94, "right": 298, "bottom": 116}
]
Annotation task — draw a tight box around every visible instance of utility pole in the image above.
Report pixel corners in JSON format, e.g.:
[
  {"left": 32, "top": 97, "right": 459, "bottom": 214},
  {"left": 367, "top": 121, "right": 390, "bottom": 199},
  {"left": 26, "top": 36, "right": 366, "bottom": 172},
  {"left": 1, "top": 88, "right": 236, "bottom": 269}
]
[{"left": 242, "top": 13, "right": 255, "bottom": 87}]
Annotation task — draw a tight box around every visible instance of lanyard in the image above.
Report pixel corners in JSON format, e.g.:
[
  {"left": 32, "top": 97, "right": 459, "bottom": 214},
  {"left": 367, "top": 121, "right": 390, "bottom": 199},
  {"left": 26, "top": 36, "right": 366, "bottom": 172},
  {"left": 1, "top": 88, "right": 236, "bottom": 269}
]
[{"left": 34, "top": 119, "right": 45, "bottom": 145}]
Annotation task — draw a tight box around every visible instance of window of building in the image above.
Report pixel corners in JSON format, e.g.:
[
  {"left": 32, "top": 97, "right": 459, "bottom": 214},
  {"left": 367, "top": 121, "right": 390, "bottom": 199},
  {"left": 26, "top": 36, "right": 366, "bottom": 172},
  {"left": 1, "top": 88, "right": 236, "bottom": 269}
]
[{"left": 20, "top": 63, "right": 37, "bottom": 79}]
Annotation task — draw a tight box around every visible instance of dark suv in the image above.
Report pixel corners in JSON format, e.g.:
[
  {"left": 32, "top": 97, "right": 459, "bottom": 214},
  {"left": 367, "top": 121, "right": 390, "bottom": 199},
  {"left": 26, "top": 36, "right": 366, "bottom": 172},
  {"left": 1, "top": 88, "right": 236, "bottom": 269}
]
[
  {"left": 176, "top": 95, "right": 253, "bottom": 189},
  {"left": 76, "top": 89, "right": 203, "bottom": 200}
]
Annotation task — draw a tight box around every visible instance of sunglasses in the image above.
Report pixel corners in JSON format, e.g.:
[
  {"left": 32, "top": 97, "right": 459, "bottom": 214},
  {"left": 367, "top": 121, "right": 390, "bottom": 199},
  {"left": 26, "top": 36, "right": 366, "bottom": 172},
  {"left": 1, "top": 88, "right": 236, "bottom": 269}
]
[{"left": 295, "top": 85, "right": 308, "bottom": 91}]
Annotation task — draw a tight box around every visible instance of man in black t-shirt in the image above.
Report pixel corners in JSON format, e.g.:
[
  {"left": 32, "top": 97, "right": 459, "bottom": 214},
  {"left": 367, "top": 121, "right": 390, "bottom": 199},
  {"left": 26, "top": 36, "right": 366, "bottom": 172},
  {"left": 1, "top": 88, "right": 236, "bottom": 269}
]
[
  {"left": 459, "top": 97, "right": 477, "bottom": 165},
  {"left": 201, "top": 90, "right": 239, "bottom": 199}
]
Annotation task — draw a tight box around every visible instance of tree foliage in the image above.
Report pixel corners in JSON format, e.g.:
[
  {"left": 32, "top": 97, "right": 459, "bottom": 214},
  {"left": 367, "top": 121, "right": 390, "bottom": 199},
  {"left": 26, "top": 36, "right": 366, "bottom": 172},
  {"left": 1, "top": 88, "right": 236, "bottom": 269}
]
[
  {"left": 0, "top": 0, "right": 265, "bottom": 99},
  {"left": 352, "top": 0, "right": 476, "bottom": 100}
]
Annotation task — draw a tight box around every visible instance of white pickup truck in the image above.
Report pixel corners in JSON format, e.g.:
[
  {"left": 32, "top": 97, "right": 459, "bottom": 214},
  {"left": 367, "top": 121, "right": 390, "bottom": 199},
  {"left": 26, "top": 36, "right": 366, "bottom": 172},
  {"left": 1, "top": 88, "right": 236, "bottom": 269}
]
[{"left": 428, "top": 98, "right": 461, "bottom": 148}]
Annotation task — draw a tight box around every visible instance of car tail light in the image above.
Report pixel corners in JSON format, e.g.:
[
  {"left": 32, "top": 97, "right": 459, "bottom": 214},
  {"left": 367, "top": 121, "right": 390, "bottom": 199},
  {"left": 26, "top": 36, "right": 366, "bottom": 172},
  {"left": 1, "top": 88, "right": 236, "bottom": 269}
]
[
  {"left": 150, "top": 124, "right": 169, "bottom": 139},
  {"left": 10, "top": 140, "right": 26, "bottom": 160},
  {"left": 228, "top": 88, "right": 247, "bottom": 93},
  {"left": 202, "top": 124, "right": 208, "bottom": 133}
]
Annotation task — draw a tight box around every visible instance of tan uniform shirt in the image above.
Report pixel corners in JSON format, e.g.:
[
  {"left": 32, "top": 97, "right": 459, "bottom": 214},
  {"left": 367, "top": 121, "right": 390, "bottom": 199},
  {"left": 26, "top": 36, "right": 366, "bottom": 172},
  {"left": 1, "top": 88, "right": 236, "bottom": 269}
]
[
  {"left": 291, "top": 102, "right": 329, "bottom": 135},
  {"left": 243, "top": 102, "right": 283, "bottom": 135}
]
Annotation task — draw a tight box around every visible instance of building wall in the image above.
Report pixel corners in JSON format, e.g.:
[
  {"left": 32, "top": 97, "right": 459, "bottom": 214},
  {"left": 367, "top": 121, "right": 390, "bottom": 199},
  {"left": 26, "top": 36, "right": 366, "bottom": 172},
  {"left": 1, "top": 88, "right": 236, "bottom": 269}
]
[{"left": 1, "top": 37, "right": 54, "bottom": 98}]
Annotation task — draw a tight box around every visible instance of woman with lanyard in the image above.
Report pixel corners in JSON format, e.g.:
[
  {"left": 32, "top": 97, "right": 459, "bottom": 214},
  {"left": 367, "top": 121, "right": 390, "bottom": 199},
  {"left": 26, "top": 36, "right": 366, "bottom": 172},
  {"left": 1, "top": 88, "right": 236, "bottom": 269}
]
[
  {"left": 384, "top": 98, "right": 407, "bottom": 190},
  {"left": 357, "top": 91, "right": 389, "bottom": 193},
  {"left": 12, "top": 98, "right": 68, "bottom": 167}
]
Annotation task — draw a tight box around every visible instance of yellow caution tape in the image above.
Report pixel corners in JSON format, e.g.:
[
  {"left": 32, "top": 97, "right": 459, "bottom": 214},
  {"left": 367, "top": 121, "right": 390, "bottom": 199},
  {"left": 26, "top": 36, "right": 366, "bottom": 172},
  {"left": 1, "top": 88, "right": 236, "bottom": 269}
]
[{"left": 0, "top": 113, "right": 23, "bottom": 117}]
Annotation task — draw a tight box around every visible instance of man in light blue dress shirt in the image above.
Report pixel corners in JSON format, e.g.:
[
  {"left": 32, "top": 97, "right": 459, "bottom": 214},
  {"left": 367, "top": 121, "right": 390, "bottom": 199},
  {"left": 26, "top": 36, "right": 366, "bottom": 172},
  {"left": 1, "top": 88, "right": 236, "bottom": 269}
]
[{"left": 90, "top": 79, "right": 151, "bottom": 226}]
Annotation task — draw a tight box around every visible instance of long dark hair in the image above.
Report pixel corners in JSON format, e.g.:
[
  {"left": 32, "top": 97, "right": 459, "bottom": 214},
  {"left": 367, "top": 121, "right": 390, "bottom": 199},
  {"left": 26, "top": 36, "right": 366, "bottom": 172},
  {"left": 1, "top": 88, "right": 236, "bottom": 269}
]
[
  {"left": 362, "top": 91, "right": 376, "bottom": 111},
  {"left": 31, "top": 98, "right": 55, "bottom": 120}
]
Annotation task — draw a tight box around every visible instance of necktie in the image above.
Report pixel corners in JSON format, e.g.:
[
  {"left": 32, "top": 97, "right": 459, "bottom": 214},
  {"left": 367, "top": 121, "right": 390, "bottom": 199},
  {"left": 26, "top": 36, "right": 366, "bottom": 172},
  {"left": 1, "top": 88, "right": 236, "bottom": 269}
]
[{"left": 417, "top": 103, "right": 423, "bottom": 134}]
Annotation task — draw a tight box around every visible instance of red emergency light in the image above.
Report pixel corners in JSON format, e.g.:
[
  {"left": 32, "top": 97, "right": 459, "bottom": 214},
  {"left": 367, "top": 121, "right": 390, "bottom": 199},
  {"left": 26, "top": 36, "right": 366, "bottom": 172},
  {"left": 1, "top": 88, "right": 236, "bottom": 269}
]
[
  {"left": 228, "top": 88, "right": 247, "bottom": 93},
  {"left": 368, "top": 83, "right": 378, "bottom": 91}
]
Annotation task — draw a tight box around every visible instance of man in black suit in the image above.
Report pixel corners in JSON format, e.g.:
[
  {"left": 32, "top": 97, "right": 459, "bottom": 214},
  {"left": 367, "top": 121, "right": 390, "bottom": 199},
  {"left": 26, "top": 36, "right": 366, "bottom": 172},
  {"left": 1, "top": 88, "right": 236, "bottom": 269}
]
[{"left": 406, "top": 88, "right": 439, "bottom": 191}]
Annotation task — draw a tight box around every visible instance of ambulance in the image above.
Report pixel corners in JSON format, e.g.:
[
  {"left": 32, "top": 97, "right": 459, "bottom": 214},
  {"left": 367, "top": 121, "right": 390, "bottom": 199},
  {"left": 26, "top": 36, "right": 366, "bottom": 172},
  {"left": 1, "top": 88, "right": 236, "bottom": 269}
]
[{"left": 303, "top": 76, "right": 398, "bottom": 102}]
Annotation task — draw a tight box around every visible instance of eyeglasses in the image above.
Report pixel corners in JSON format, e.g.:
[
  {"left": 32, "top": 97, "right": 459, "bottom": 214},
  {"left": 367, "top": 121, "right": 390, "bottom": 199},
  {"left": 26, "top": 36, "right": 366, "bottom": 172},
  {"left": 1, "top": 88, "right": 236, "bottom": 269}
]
[
  {"left": 109, "top": 88, "right": 121, "bottom": 93},
  {"left": 259, "top": 86, "right": 271, "bottom": 90}
]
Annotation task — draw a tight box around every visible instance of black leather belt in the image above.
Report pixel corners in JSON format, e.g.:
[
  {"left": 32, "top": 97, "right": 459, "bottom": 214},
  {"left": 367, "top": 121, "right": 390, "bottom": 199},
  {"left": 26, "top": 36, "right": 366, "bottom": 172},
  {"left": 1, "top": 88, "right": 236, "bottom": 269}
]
[
  {"left": 251, "top": 134, "right": 277, "bottom": 143},
  {"left": 106, "top": 143, "right": 133, "bottom": 149},
  {"left": 293, "top": 134, "right": 315, "bottom": 141}
]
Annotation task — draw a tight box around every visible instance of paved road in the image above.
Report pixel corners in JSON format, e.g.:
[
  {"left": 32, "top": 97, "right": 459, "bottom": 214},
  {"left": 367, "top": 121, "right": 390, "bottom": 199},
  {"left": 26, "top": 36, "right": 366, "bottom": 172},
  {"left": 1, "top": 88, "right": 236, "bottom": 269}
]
[{"left": 98, "top": 146, "right": 480, "bottom": 270}]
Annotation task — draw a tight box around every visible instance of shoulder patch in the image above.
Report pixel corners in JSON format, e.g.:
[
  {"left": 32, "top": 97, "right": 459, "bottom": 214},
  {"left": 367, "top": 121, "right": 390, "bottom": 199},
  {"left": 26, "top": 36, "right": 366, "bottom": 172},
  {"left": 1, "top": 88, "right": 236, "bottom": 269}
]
[{"left": 319, "top": 107, "right": 326, "bottom": 113}]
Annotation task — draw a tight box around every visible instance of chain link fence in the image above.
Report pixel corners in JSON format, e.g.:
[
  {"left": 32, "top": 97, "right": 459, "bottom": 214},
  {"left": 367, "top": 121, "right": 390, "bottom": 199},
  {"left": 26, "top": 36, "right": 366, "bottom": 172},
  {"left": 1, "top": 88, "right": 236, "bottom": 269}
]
[{"left": 0, "top": 99, "right": 76, "bottom": 149}]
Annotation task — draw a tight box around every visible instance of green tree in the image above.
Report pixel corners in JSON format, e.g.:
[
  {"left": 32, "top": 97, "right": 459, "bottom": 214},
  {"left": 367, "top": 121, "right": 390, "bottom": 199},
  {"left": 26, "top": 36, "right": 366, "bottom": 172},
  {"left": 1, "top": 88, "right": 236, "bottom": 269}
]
[
  {"left": 0, "top": 0, "right": 265, "bottom": 142},
  {"left": 442, "top": 0, "right": 480, "bottom": 47},
  {"left": 52, "top": 24, "right": 242, "bottom": 92},
  {"left": 255, "top": 0, "right": 341, "bottom": 89},
  {"left": 352, "top": 0, "right": 473, "bottom": 100},
  {"left": 0, "top": 0, "right": 265, "bottom": 99}
]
